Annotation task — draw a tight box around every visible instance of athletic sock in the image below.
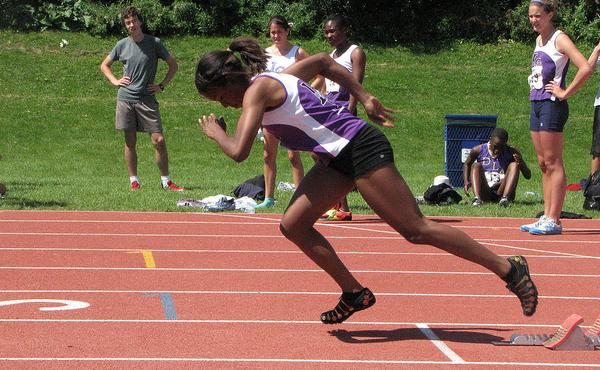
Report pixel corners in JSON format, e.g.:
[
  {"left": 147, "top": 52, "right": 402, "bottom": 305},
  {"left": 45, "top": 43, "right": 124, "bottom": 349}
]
[
  {"left": 503, "top": 260, "right": 518, "bottom": 283},
  {"left": 341, "top": 290, "right": 363, "bottom": 302},
  {"left": 161, "top": 176, "right": 170, "bottom": 187},
  {"left": 130, "top": 176, "right": 140, "bottom": 184}
]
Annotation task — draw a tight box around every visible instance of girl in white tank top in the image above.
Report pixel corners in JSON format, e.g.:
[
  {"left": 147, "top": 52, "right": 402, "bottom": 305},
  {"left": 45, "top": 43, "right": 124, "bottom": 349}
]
[
  {"left": 317, "top": 15, "right": 366, "bottom": 218},
  {"left": 256, "top": 16, "right": 310, "bottom": 209}
]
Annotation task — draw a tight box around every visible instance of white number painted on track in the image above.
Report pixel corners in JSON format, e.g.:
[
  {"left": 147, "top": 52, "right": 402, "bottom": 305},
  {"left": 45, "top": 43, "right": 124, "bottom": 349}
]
[{"left": 0, "top": 299, "right": 90, "bottom": 311}]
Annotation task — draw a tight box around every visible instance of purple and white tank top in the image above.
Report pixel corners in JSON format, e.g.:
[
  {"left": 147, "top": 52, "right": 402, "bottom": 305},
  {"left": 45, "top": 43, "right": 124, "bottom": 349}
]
[
  {"left": 477, "top": 143, "right": 513, "bottom": 174},
  {"left": 528, "top": 30, "right": 570, "bottom": 102},
  {"left": 253, "top": 72, "right": 367, "bottom": 158}
]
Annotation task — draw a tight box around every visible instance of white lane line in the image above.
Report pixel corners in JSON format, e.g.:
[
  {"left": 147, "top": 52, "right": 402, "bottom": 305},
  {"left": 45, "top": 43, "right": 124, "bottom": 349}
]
[
  {"left": 481, "top": 241, "right": 600, "bottom": 259},
  {"left": 3, "top": 217, "right": 599, "bottom": 232},
  {"left": 1, "top": 231, "right": 599, "bottom": 245},
  {"left": 0, "top": 266, "right": 598, "bottom": 278},
  {"left": 416, "top": 323, "right": 465, "bottom": 364},
  {"left": 0, "top": 232, "right": 411, "bottom": 240},
  {"left": 0, "top": 318, "right": 564, "bottom": 328},
  {"left": 0, "top": 219, "right": 281, "bottom": 225},
  {"left": 0, "top": 357, "right": 596, "bottom": 367},
  {"left": 0, "top": 289, "right": 597, "bottom": 301},
  {"left": 480, "top": 238, "right": 600, "bottom": 244},
  {"left": 0, "top": 232, "right": 290, "bottom": 238},
  {"left": 0, "top": 247, "right": 597, "bottom": 261}
]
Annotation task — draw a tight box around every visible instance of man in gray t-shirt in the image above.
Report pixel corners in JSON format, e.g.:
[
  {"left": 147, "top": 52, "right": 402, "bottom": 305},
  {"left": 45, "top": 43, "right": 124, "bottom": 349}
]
[{"left": 100, "top": 6, "right": 184, "bottom": 191}]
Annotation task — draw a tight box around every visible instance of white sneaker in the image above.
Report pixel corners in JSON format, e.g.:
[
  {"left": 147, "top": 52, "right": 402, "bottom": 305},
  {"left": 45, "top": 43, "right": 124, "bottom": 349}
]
[
  {"left": 529, "top": 217, "right": 562, "bottom": 235},
  {"left": 520, "top": 215, "right": 547, "bottom": 232}
]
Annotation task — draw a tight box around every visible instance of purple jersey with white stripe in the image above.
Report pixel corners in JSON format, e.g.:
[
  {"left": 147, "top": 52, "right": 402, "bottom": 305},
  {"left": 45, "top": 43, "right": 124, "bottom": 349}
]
[
  {"left": 477, "top": 142, "right": 513, "bottom": 174},
  {"left": 528, "top": 30, "right": 570, "bottom": 101},
  {"left": 255, "top": 72, "right": 367, "bottom": 159}
]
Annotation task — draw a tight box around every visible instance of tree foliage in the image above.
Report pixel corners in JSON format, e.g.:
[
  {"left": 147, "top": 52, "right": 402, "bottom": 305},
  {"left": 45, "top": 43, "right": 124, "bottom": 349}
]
[{"left": 1, "top": 0, "right": 598, "bottom": 44}]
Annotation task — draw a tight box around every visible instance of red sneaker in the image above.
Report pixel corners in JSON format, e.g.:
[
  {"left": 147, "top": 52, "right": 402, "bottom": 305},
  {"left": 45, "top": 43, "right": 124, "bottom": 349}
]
[
  {"left": 130, "top": 181, "right": 141, "bottom": 190},
  {"left": 163, "top": 180, "right": 184, "bottom": 192},
  {"left": 321, "top": 209, "right": 352, "bottom": 221}
]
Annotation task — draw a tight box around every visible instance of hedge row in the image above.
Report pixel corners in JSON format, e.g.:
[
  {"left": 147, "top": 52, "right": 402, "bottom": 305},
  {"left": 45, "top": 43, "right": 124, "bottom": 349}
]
[{"left": 1, "top": 0, "right": 599, "bottom": 44}]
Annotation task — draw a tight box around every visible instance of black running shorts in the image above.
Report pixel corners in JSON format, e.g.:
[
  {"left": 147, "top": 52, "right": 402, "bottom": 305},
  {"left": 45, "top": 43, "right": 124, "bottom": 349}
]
[{"left": 328, "top": 124, "right": 394, "bottom": 179}]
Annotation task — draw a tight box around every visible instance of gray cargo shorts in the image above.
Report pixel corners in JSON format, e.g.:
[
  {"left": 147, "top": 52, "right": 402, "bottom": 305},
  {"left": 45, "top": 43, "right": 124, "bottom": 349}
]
[{"left": 116, "top": 99, "right": 163, "bottom": 133}]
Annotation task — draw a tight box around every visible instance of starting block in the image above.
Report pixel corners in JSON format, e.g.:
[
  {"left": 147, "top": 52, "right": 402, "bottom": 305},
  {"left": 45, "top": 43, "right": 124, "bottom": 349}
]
[{"left": 492, "top": 313, "right": 600, "bottom": 351}]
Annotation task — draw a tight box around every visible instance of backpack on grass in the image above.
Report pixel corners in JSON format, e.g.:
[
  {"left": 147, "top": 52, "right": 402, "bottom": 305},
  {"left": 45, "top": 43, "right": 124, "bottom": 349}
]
[
  {"left": 423, "top": 183, "right": 462, "bottom": 205},
  {"left": 233, "top": 174, "right": 265, "bottom": 201},
  {"left": 583, "top": 169, "right": 600, "bottom": 211}
]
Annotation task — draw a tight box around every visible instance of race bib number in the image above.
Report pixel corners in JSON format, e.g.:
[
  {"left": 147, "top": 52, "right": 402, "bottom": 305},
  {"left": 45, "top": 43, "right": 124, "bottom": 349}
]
[
  {"left": 485, "top": 172, "right": 505, "bottom": 188},
  {"left": 528, "top": 65, "right": 543, "bottom": 91}
]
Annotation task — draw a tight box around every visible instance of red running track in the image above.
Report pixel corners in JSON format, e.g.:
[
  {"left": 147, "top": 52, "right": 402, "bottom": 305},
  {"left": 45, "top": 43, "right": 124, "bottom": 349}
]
[{"left": 0, "top": 210, "right": 599, "bottom": 369}]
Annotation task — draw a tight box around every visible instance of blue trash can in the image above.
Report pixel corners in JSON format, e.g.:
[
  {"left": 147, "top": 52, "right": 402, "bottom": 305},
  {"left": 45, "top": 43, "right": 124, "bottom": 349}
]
[{"left": 444, "top": 114, "right": 497, "bottom": 188}]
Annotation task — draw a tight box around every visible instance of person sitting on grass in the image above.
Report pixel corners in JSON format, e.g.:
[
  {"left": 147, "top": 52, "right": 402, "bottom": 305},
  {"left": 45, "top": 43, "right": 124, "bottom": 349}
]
[
  {"left": 463, "top": 128, "right": 531, "bottom": 207},
  {"left": 195, "top": 37, "right": 538, "bottom": 324}
]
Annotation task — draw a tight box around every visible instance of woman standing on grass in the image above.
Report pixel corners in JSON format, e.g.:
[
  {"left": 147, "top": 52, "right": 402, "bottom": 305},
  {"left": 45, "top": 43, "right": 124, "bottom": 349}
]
[
  {"left": 312, "top": 15, "right": 367, "bottom": 221},
  {"left": 194, "top": 37, "right": 538, "bottom": 324},
  {"left": 520, "top": 0, "right": 592, "bottom": 235},
  {"left": 255, "top": 15, "right": 309, "bottom": 209}
]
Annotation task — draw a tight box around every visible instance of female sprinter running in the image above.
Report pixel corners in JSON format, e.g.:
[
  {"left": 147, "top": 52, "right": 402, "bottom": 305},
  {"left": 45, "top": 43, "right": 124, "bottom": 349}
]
[{"left": 195, "top": 37, "right": 538, "bottom": 324}]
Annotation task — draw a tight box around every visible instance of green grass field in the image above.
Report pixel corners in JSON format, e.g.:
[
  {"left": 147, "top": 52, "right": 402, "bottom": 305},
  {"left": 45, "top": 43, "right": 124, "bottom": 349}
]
[{"left": 0, "top": 30, "right": 598, "bottom": 218}]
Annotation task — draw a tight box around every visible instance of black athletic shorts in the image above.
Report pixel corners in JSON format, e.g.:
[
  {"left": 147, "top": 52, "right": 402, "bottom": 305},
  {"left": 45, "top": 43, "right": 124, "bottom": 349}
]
[
  {"left": 328, "top": 124, "right": 394, "bottom": 179},
  {"left": 592, "top": 106, "right": 600, "bottom": 157},
  {"left": 530, "top": 99, "right": 569, "bottom": 132}
]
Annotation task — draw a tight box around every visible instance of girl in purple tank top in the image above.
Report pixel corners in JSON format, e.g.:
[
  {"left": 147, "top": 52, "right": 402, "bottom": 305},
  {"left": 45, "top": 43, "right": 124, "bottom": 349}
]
[
  {"left": 463, "top": 128, "right": 531, "bottom": 206},
  {"left": 523, "top": 0, "right": 592, "bottom": 235},
  {"left": 194, "top": 37, "right": 538, "bottom": 324}
]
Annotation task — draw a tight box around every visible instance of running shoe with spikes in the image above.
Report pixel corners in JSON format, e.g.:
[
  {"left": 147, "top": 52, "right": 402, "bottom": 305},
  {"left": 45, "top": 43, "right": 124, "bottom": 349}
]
[
  {"left": 320, "top": 288, "right": 376, "bottom": 324},
  {"left": 505, "top": 256, "right": 538, "bottom": 316}
]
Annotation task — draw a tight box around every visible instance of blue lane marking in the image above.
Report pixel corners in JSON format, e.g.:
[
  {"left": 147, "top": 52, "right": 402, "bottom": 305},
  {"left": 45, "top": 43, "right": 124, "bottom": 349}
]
[{"left": 159, "top": 293, "right": 177, "bottom": 320}]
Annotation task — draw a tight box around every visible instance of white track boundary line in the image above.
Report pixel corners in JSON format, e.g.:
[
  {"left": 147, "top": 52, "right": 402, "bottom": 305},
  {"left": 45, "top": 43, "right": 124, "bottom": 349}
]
[
  {"left": 416, "top": 323, "right": 465, "bottom": 363},
  {"left": 0, "top": 266, "right": 598, "bottom": 278},
  {"left": 0, "top": 357, "right": 596, "bottom": 367},
  {"left": 0, "top": 210, "right": 583, "bottom": 221},
  {"left": 0, "top": 219, "right": 281, "bottom": 225},
  {"left": 480, "top": 238, "right": 600, "bottom": 244},
  {"left": 0, "top": 289, "right": 597, "bottom": 301},
  {"left": 0, "top": 318, "right": 567, "bottom": 328},
  {"left": 1, "top": 231, "right": 599, "bottom": 245},
  {"left": 3, "top": 217, "right": 600, "bottom": 232},
  {"left": 0, "top": 247, "right": 597, "bottom": 260},
  {"left": 480, "top": 241, "right": 600, "bottom": 260}
]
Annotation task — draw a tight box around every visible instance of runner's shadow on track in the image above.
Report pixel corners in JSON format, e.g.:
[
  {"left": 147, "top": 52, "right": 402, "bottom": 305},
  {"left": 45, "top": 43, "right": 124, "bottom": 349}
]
[{"left": 329, "top": 327, "right": 508, "bottom": 344}]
